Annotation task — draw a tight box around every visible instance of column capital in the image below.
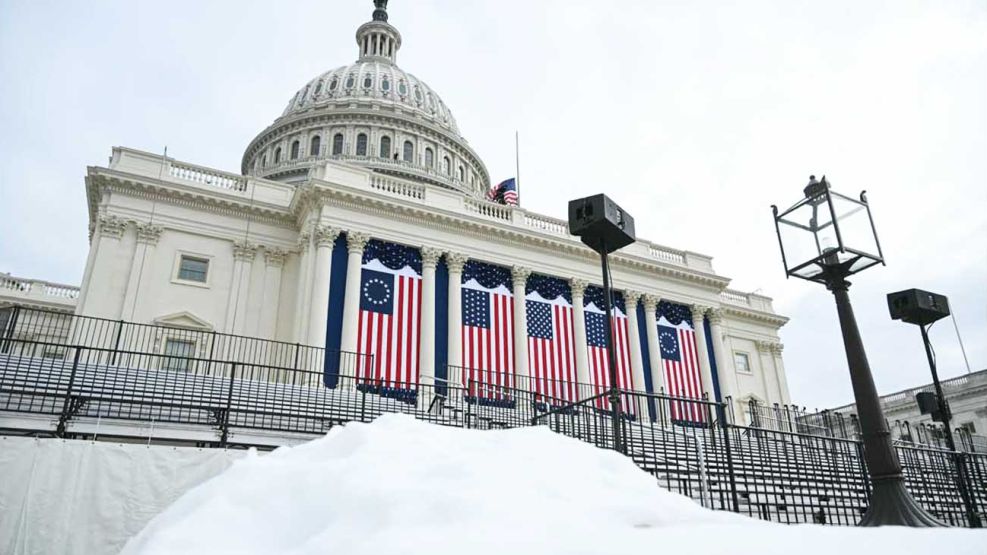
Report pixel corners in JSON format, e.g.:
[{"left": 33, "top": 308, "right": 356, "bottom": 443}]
[
  {"left": 569, "top": 278, "right": 588, "bottom": 297},
  {"left": 98, "top": 215, "right": 127, "bottom": 240},
  {"left": 264, "top": 247, "right": 287, "bottom": 268},
  {"left": 421, "top": 246, "right": 443, "bottom": 269},
  {"left": 690, "top": 304, "right": 710, "bottom": 322},
  {"left": 707, "top": 308, "right": 725, "bottom": 325},
  {"left": 233, "top": 240, "right": 259, "bottom": 262},
  {"left": 771, "top": 342, "right": 784, "bottom": 355},
  {"left": 756, "top": 340, "right": 775, "bottom": 354},
  {"left": 624, "top": 290, "right": 643, "bottom": 305},
  {"left": 642, "top": 293, "right": 660, "bottom": 312},
  {"left": 511, "top": 265, "right": 531, "bottom": 286},
  {"left": 445, "top": 252, "right": 468, "bottom": 273},
  {"left": 135, "top": 222, "right": 163, "bottom": 245},
  {"left": 312, "top": 225, "right": 340, "bottom": 247},
  {"left": 297, "top": 231, "right": 312, "bottom": 253},
  {"left": 346, "top": 230, "right": 371, "bottom": 253}
]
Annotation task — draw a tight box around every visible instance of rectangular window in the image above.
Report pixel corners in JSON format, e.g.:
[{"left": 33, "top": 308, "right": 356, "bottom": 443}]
[
  {"left": 178, "top": 256, "right": 209, "bottom": 283},
  {"left": 162, "top": 339, "right": 195, "bottom": 372},
  {"left": 734, "top": 352, "right": 752, "bottom": 374},
  {"left": 960, "top": 422, "right": 977, "bottom": 434}
]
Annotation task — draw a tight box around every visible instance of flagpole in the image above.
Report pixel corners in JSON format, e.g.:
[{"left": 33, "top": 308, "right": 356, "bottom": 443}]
[{"left": 514, "top": 130, "right": 520, "bottom": 206}]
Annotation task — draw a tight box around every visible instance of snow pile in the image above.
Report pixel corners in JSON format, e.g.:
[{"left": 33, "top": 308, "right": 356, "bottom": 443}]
[{"left": 123, "top": 415, "right": 984, "bottom": 555}]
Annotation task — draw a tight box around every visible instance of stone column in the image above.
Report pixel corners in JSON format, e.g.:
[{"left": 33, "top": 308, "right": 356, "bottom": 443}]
[
  {"left": 445, "top": 252, "right": 467, "bottom": 387},
  {"left": 121, "top": 222, "right": 162, "bottom": 321},
  {"left": 76, "top": 215, "right": 127, "bottom": 321},
  {"left": 292, "top": 228, "right": 313, "bottom": 344},
  {"left": 757, "top": 340, "right": 783, "bottom": 407},
  {"left": 511, "top": 266, "right": 531, "bottom": 390},
  {"left": 708, "top": 309, "right": 737, "bottom": 421},
  {"left": 259, "top": 247, "right": 286, "bottom": 341},
  {"left": 226, "top": 240, "right": 258, "bottom": 335},
  {"left": 690, "top": 305, "right": 715, "bottom": 401},
  {"left": 418, "top": 247, "right": 442, "bottom": 394},
  {"left": 624, "top": 290, "right": 648, "bottom": 417},
  {"left": 307, "top": 226, "right": 339, "bottom": 348},
  {"left": 570, "top": 278, "right": 590, "bottom": 396},
  {"left": 643, "top": 294, "right": 665, "bottom": 395},
  {"left": 772, "top": 343, "right": 791, "bottom": 406},
  {"left": 339, "top": 231, "right": 370, "bottom": 379}
]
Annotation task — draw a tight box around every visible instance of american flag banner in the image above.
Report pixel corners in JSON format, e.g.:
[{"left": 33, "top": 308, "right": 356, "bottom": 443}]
[
  {"left": 584, "top": 286, "right": 636, "bottom": 416},
  {"left": 656, "top": 301, "right": 707, "bottom": 423},
  {"left": 355, "top": 240, "right": 422, "bottom": 395},
  {"left": 525, "top": 275, "right": 577, "bottom": 405},
  {"left": 461, "top": 260, "right": 515, "bottom": 401}
]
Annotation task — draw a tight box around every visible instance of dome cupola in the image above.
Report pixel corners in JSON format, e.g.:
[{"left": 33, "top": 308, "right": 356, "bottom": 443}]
[{"left": 241, "top": 0, "right": 490, "bottom": 198}]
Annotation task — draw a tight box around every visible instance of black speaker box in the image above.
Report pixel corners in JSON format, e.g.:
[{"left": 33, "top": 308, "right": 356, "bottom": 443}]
[
  {"left": 887, "top": 289, "right": 950, "bottom": 326},
  {"left": 567, "top": 194, "right": 636, "bottom": 254}
]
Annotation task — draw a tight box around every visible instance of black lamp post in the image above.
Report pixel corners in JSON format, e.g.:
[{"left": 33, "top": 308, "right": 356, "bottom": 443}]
[{"left": 772, "top": 176, "right": 943, "bottom": 527}]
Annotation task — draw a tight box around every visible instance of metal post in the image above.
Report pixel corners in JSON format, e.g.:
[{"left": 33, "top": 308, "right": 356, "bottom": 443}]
[
  {"left": 1, "top": 305, "right": 21, "bottom": 354},
  {"left": 219, "top": 362, "right": 236, "bottom": 447},
  {"left": 109, "top": 319, "right": 124, "bottom": 365},
  {"left": 920, "top": 325, "right": 982, "bottom": 527},
  {"left": 827, "top": 276, "right": 942, "bottom": 526},
  {"left": 56, "top": 348, "right": 82, "bottom": 437},
  {"left": 599, "top": 247, "right": 623, "bottom": 454},
  {"left": 720, "top": 405, "right": 740, "bottom": 512}
]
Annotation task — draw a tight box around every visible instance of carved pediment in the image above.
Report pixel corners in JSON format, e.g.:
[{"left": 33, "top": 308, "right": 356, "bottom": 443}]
[{"left": 153, "top": 311, "right": 213, "bottom": 331}]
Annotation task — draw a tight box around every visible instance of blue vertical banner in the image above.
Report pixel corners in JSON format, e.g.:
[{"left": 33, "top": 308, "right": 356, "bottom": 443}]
[
  {"left": 324, "top": 233, "right": 348, "bottom": 387},
  {"left": 435, "top": 257, "right": 449, "bottom": 396}
]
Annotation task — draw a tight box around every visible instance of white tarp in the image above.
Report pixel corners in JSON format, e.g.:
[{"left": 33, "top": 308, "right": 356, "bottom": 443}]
[{"left": 0, "top": 435, "right": 247, "bottom": 555}]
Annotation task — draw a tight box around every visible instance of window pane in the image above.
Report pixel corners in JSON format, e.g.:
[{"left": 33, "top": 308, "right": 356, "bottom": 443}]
[
  {"left": 734, "top": 352, "right": 750, "bottom": 373},
  {"left": 379, "top": 136, "right": 391, "bottom": 158},
  {"left": 403, "top": 141, "right": 413, "bottom": 162},
  {"left": 163, "top": 339, "right": 195, "bottom": 372},
  {"left": 333, "top": 134, "right": 344, "bottom": 155},
  {"left": 179, "top": 256, "right": 208, "bottom": 283},
  {"left": 356, "top": 134, "right": 368, "bottom": 156}
]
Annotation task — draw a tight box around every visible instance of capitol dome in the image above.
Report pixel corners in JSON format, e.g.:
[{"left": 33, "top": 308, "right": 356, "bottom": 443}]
[{"left": 242, "top": 0, "right": 489, "bottom": 197}]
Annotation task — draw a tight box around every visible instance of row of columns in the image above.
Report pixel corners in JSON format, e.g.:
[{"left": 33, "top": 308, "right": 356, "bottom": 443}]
[{"left": 301, "top": 233, "right": 735, "bottom": 405}]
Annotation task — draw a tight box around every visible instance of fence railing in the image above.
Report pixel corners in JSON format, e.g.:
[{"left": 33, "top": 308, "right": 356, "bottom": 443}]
[{"left": 1, "top": 307, "right": 985, "bottom": 527}]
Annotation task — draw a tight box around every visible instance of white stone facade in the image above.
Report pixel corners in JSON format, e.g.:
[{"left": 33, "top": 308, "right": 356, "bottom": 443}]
[{"left": 10, "top": 1, "right": 793, "bottom": 420}]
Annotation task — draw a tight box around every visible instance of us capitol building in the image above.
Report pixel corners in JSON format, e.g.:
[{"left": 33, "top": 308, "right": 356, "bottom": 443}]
[{"left": 1, "top": 1, "right": 790, "bottom": 423}]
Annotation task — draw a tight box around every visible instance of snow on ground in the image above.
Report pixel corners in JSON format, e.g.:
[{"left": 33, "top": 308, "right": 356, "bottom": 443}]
[{"left": 123, "top": 414, "right": 984, "bottom": 555}]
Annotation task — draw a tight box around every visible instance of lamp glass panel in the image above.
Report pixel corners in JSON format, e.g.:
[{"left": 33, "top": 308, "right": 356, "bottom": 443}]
[
  {"left": 830, "top": 192, "right": 880, "bottom": 261},
  {"left": 777, "top": 197, "right": 836, "bottom": 271}
]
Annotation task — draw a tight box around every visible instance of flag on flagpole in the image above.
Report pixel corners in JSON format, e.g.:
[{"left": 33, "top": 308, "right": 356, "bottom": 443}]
[{"left": 486, "top": 178, "right": 518, "bottom": 206}]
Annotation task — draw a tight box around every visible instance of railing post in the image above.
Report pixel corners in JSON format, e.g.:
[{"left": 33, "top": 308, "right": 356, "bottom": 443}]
[
  {"left": 720, "top": 403, "right": 740, "bottom": 512},
  {"left": 219, "top": 362, "right": 236, "bottom": 447},
  {"left": 56, "top": 348, "right": 82, "bottom": 437},
  {"left": 1, "top": 305, "right": 20, "bottom": 354},
  {"left": 953, "top": 451, "right": 983, "bottom": 528},
  {"left": 465, "top": 378, "right": 473, "bottom": 429},
  {"left": 206, "top": 331, "right": 218, "bottom": 377},
  {"left": 109, "top": 319, "right": 124, "bottom": 365}
]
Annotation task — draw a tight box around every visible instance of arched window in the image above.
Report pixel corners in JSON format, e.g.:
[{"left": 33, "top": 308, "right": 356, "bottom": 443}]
[
  {"left": 345, "top": 74, "right": 355, "bottom": 89},
  {"left": 458, "top": 166, "right": 465, "bottom": 181},
  {"left": 398, "top": 80, "right": 408, "bottom": 96},
  {"left": 381, "top": 77, "right": 390, "bottom": 92},
  {"left": 356, "top": 133, "right": 368, "bottom": 156},
  {"left": 329, "top": 77, "right": 338, "bottom": 91},
  {"left": 261, "top": 154, "right": 267, "bottom": 167},
  {"left": 379, "top": 136, "right": 391, "bottom": 159},
  {"left": 313, "top": 80, "right": 323, "bottom": 95},
  {"left": 332, "top": 133, "right": 344, "bottom": 155},
  {"left": 363, "top": 75, "right": 373, "bottom": 89},
  {"left": 310, "top": 136, "right": 321, "bottom": 157},
  {"left": 274, "top": 147, "right": 281, "bottom": 164},
  {"left": 425, "top": 147, "right": 434, "bottom": 168},
  {"left": 290, "top": 140, "right": 300, "bottom": 160},
  {"left": 413, "top": 86, "right": 423, "bottom": 103},
  {"left": 442, "top": 156, "right": 451, "bottom": 175},
  {"left": 403, "top": 140, "right": 414, "bottom": 162}
]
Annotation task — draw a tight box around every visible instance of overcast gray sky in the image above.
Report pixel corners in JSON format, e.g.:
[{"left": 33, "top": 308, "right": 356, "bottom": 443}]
[{"left": 1, "top": 0, "right": 984, "bottom": 410}]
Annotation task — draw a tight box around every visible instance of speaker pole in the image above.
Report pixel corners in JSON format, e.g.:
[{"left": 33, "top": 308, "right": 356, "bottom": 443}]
[{"left": 599, "top": 240, "right": 623, "bottom": 454}]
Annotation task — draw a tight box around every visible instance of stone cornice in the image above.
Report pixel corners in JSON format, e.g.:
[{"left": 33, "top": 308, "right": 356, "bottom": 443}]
[
  {"left": 86, "top": 170, "right": 296, "bottom": 230},
  {"left": 719, "top": 305, "right": 789, "bottom": 328}
]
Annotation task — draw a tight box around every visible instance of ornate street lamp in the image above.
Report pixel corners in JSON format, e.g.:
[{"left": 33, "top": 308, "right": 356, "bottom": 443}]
[{"left": 772, "top": 176, "right": 942, "bottom": 527}]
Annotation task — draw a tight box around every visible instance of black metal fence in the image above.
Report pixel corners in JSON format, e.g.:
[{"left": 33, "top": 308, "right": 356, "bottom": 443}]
[{"left": 1, "top": 306, "right": 985, "bottom": 527}]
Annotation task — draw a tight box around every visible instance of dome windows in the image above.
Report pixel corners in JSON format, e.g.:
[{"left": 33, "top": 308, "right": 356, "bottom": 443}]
[
  {"left": 310, "top": 135, "right": 321, "bottom": 157},
  {"left": 379, "top": 136, "right": 391, "bottom": 159},
  {"left": 398, "top": 80, "right": 408, "bottom": 96},
  {"left": 329, "top": 77, "right": 339, "bottom": 91},
  {"left": 313, "top": 80, "right": 323, "bottom": 96},
  {"left": 381, "top": 76, "right": 390, "bottom": 92},
  {"left": 345, "top": 74, "right": 356, "bottom": 89},
  {"left": 274, "top": 147, "right": 282, "bottom": 164},
  {"left": 413, "top": 85, "right": 422, "bottom": 104},
  {"left": 442, "top": 156, "right": 450, "bottom": 175},
  {"left": 402, "top": 140, "right": 413, "bottom": 162},
  {"left": 332, "top": 133, "right": 344, "bottom": 155},
  {"left": 356, "top": 133, "right": 368, "bottom": 156},
  {"left": 425, "top": 147, "right": 434, "bottom": 168},
  {"left": 363, "top": 75, "right": 373, "bottom": 89},
  {"left": 261, "top": 154, "right": 267, "bottom": 168},
  {"left": 290, "top": 140, "right": 300, "bottom": 160},
  {"left": 457, "top": 166, "right": 465, "bottom": 181}
]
